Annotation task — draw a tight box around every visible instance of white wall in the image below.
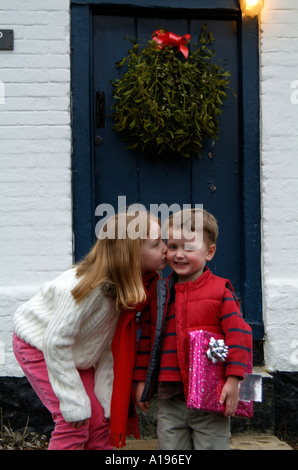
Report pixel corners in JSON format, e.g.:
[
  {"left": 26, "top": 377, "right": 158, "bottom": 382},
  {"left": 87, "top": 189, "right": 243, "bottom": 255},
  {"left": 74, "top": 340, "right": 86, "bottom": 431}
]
[
  {"left": 260, "top": 0, "right": 298, "bottom": 371},
  {"left": 0, "top": 0, "right": 72, "bottom": 375},
  {"left": 0, "top": 0, "right": 297, "bottom": 376}
]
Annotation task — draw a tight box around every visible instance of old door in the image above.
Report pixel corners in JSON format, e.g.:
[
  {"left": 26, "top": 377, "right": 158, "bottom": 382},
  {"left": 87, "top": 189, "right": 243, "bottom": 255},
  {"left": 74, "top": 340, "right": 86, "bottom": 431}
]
[
  {"left": 71, "top": 1, "right": 263, "bottom": 337},
  {"left": 92, "top": 12, "right": 239, "bottom": 280}
]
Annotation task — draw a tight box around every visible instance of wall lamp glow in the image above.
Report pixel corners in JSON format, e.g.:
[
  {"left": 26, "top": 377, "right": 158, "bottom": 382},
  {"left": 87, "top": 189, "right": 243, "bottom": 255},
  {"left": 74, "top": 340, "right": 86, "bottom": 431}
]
[{"left": 239, "top": 0, "right": 264, "bottom": 17}]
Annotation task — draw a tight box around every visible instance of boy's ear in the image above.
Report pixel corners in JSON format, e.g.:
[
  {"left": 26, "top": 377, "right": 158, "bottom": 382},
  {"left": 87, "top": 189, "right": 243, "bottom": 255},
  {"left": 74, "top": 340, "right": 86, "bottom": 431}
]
[{"left": 206, "top": 244, "right": 216, "bottom": 262}]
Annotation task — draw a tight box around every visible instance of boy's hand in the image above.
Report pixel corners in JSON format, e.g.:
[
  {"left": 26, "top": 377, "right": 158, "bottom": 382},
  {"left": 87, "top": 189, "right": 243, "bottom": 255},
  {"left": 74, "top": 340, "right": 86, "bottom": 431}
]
[
  {"left": 219, "top": 376, "right": 240, "bottom": 417},
  {"left": 135, "top": 381, "right": 150, "bottom": 412}
]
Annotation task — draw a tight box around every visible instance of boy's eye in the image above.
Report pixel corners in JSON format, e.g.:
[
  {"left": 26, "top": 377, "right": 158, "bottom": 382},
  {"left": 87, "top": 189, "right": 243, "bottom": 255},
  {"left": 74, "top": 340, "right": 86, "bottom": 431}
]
[
  {"left": 184, "top": 242, "right": 202, "bottom": 251},
  {"left": 168, "top": 244, "right": 177, "bottom": 250},
  {"left": 184, "top": 244, "right": 196, "bottom": 251}
]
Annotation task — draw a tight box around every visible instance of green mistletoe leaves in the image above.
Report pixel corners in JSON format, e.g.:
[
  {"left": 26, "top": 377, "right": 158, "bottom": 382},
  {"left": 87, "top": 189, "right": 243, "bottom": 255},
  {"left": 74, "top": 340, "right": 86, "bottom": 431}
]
[{"left": 111, "top": 25, "right": 234, "bottom": 159}]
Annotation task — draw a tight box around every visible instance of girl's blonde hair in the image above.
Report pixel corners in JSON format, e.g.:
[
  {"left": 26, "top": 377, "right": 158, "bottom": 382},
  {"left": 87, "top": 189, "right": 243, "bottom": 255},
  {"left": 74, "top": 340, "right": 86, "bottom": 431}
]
[{"left": 71, "top": 211, "right": 158, "bottom": 310}]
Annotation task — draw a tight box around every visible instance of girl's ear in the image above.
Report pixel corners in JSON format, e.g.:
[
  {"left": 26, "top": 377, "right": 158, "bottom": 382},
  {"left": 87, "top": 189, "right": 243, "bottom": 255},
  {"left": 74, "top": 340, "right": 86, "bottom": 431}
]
[{"left": 206, "top": 244, "right": 216, "bottom": 262}]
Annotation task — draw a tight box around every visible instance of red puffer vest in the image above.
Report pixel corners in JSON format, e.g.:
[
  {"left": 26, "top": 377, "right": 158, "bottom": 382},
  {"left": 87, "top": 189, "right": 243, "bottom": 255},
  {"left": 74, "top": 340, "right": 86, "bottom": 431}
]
[
  {"left": 174, "top": 268, "right": 233, "bottom": 398},
  {"left": 140, "top": 267, "right": 235, "bottom": 402}
]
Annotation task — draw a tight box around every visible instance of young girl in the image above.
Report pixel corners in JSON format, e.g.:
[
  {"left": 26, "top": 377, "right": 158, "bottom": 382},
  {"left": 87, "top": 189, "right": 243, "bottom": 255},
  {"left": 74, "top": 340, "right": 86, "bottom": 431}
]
[{"left": 13, "top": 211, "right": 167, "bottom": 450}]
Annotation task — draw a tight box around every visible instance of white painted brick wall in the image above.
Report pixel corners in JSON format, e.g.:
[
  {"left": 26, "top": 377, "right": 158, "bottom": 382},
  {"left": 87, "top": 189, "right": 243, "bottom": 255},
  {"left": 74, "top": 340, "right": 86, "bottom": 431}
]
[
  {"left": 0, "top": 0, "right": 72, "bottom": 375},
  {"left": 0, "top": 1, "right": 297, "bottom": 376},
  {"left": 260, "top": 0, "right": 298, "bottom": 371}
]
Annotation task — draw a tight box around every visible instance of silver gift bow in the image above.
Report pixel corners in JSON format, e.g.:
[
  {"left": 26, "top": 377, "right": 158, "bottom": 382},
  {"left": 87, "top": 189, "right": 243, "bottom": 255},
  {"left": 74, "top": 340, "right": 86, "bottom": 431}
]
[{"left": 206, "top": 337, "right": 229, "bottom": 364}]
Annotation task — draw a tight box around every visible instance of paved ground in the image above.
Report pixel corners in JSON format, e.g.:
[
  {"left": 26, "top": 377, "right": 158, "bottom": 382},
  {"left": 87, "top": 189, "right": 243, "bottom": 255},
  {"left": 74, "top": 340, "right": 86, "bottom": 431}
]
[{"left": 123, "top": 435, "right": 293, "bottom": 451}]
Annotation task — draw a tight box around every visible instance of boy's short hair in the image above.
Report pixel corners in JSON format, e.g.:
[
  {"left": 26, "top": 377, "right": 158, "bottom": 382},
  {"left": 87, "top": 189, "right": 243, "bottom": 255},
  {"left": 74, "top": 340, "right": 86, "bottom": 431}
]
[{"left": 167, "top": 208, "right": 218, "bottom": 247}]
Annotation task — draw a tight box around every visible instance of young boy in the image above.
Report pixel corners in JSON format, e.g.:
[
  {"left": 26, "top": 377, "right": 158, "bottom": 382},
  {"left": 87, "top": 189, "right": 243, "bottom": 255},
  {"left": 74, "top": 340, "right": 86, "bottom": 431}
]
[{"left": 134, "top": 208, "right": 252, "bottom": 450}]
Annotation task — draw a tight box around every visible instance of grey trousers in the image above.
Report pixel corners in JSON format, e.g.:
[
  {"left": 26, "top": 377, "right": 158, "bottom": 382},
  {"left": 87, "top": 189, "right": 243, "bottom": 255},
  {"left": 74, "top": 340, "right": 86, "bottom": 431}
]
[{"left": 157, "top": 395, "right": 230, "bottom": 450}]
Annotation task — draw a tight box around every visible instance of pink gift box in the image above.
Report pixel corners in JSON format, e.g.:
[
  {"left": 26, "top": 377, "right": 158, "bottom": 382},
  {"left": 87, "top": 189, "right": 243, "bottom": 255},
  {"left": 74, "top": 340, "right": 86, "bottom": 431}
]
[{"left": 187, "top": 330, "right": 253, "bottom": 418}]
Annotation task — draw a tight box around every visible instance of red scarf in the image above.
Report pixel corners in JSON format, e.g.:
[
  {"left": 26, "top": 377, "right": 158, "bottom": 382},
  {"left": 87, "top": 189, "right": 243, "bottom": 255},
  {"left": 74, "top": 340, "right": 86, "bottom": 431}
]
[{"left": 109, "top": 271, "right": 158, "bottom": 448}]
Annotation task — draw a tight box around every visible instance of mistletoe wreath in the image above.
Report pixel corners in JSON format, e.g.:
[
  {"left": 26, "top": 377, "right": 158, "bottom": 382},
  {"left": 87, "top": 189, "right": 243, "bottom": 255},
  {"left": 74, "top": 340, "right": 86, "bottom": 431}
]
[{"left": 111, "top": 25, "right": 234, "bottom": 159}]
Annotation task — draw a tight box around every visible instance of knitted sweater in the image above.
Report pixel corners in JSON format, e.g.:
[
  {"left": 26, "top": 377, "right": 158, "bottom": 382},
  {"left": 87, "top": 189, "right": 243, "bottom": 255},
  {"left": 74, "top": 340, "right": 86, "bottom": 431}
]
[{"left": 13, "top": 268, "right": 119, "bottom": 422}]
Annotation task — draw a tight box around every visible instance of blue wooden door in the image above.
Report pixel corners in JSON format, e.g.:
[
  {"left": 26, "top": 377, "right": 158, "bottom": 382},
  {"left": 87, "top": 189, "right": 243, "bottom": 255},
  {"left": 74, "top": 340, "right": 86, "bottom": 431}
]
[
  {"left": 93, "top": 14, "right": 240, "bottom": 282},
  {"left": 71, "top": 1, "right": 263, "bottom": 338}
]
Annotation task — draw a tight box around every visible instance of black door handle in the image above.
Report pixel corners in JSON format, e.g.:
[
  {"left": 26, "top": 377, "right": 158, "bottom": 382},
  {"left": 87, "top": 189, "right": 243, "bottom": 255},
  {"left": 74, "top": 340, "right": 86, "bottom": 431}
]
[
  {"left": 95, "top": 136, "right": 103, "bottom": 146},
  {"left": 96, "top": 91, "right": 105, "bottom": 128}
]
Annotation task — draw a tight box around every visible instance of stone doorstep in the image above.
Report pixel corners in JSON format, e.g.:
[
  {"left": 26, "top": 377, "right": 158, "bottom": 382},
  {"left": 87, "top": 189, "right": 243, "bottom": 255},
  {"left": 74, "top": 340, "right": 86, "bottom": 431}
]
[
  {"left": 230, "top": 435, "right": 292, "bottom": 450},
  {"left": 123, "top": 435, "right": 293, "bottom": 451}
]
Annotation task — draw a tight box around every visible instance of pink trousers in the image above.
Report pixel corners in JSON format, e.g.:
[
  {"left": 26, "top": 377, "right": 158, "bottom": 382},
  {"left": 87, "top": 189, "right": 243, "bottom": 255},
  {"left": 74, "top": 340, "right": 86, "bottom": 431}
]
[{"left": 13, "top": 334, "right": 113, "bottom": 450}]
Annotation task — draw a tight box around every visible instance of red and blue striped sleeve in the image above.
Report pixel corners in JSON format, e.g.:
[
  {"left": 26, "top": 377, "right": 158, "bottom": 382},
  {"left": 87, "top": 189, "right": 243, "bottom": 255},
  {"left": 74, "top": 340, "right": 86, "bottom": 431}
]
[
  {"left": 220, "top": 288, "right": 253, "bottom": 379},
  {"left": 133, "top": 310, "right": 151, "bottom": 381}
]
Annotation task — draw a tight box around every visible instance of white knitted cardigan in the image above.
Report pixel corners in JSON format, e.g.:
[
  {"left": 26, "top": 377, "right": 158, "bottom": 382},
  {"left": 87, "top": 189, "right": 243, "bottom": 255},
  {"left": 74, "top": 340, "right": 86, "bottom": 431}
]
[{"left": 13, "top": 268, "right": 120, "bottom": 422}]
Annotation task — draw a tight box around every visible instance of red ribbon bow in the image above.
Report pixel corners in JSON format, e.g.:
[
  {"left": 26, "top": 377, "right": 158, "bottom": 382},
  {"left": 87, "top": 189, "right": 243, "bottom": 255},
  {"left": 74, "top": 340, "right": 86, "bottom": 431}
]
[{"left": 152, "top": 30, "right": 191, "bottom": 58}]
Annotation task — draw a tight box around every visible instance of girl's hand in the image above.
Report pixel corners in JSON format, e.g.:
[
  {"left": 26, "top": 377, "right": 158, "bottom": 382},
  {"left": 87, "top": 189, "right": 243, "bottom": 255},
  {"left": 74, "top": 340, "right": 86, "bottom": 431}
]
[
  {"left": 71, "top": 419, "right": 88, "bottom": 429},
  {"left": 219, "top": 376, "right": 240, "bottom": 417},
  {"left": 135, "top": 381, "right": 150, "bottom": 412}
]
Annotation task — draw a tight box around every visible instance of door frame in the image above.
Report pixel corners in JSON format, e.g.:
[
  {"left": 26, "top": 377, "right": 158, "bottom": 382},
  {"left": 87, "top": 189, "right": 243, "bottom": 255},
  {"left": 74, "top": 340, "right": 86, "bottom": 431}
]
[{"left": 70, "top": 0, "right": 263, "bottom": 339}]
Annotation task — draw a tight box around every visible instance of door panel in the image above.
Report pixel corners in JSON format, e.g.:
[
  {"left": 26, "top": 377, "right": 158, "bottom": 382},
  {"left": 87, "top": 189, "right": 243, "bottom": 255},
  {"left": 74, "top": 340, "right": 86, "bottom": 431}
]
[
  {"left": 189, "top": 19, "right": 240, "bottom": 284},
  {"left": 93, "top": 15, "right": 138, "bottom": 209},
  {"left": 92, "top": 12, "right": 241, "bottom": 293}
]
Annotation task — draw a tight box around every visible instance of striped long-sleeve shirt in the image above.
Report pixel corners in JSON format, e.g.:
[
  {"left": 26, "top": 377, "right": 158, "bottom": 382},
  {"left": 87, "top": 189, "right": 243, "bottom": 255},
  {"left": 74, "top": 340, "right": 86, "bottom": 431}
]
[{"left": 134, "top": 270, "right": 252, "bottom": 387}]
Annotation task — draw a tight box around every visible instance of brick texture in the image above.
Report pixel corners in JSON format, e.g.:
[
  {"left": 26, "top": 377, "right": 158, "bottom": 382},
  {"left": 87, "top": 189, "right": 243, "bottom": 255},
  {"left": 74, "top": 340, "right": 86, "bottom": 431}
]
[
  {"left": 0, "top": 0, "right": 72, "bottom": 375},
  {"left": 260, "top": 1, "right": 298, "bottom": 371}
]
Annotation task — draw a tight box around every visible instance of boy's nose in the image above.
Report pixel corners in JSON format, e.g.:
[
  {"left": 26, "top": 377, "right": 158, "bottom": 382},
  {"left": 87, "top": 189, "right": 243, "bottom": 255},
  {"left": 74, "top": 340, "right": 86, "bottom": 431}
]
[{"left": 175, "top": 249, "right": 185, "bottom": 259}]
